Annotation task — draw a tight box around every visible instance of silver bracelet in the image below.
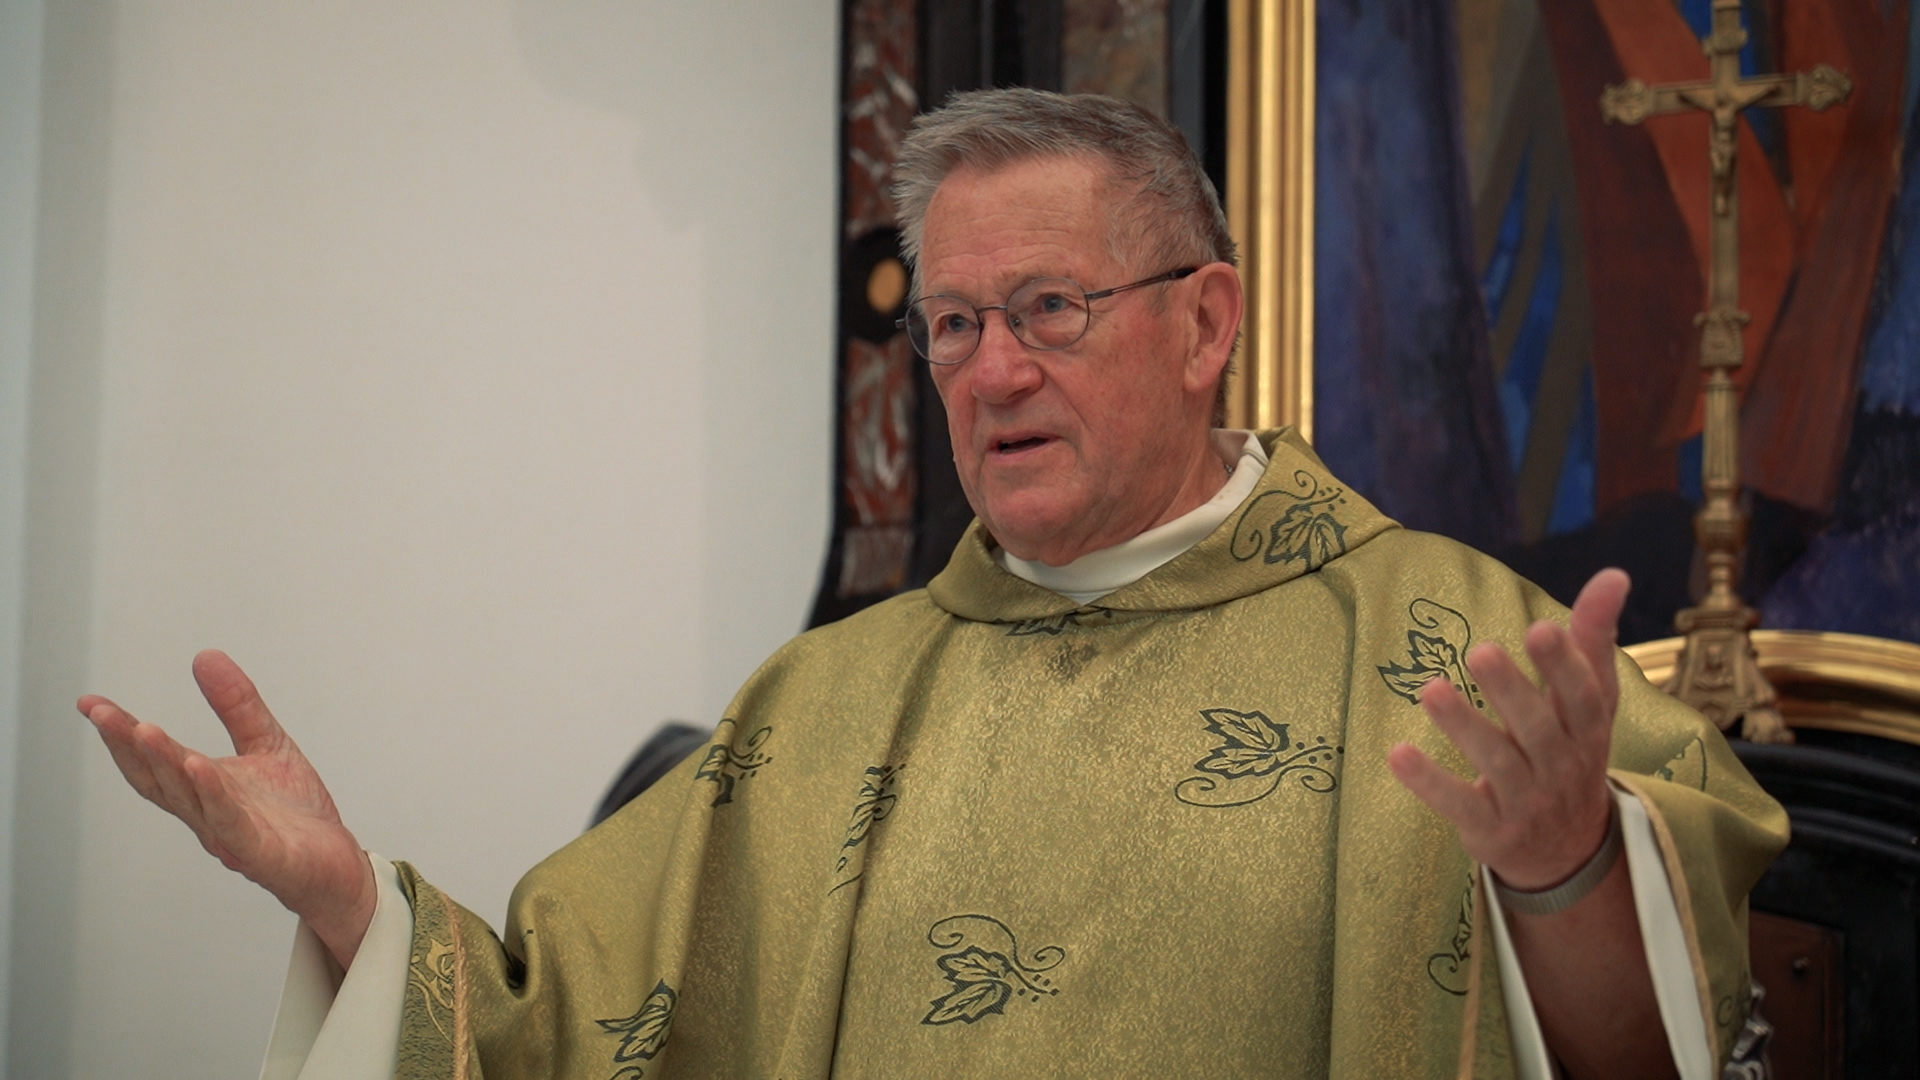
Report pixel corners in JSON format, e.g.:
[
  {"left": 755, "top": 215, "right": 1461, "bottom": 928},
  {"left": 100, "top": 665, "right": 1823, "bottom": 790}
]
[{"left": 1491, "top": 804, "right": 1623, "bottom": 916}]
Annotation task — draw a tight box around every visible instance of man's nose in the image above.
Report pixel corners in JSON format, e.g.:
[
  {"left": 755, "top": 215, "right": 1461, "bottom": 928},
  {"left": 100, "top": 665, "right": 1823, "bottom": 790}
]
[{"left": 967, "top": 310, "right": 1042, "bottom": 402}]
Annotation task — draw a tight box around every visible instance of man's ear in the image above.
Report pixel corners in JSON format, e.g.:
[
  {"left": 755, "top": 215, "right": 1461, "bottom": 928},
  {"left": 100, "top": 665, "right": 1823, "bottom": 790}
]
[{"left": 1184, "top": 262, "right": 1244, "bottom": 395}]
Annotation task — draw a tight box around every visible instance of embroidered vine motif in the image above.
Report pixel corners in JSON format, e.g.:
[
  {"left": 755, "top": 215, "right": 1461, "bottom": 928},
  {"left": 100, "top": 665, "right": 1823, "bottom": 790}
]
[
  {"left": 1426, "top": 877, "right": 1474, "bottom": 996},
  {"left": 1377, "top": 599, "right": 1486, "bottom": 708},
  {"left": 694, "top": 717, "right": 772, "bottom": 807},
  {"left": 921, "top": 914, "right": 1065, "bottom": 1026},
  {"left": 406, "top": 936, "right": 458, "bottom": 1041},
  {"left": 595, "top": 979, "right": 678, "bottom": 1079},
  {"left": 1230, "top": 470, "right": 1351, "bottom": 570},
  {"left": 829, "top": 764, "right": 902, "bottom": 894},
  {"left": 1656, "top": 735, "right": 1710, "bottom": 790},
  {"left": 1174, "top": 707, "right": 1343, "bottom": 807}
]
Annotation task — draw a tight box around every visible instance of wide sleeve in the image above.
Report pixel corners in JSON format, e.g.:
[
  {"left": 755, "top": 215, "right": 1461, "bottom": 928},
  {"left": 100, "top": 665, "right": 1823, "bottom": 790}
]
[
  {"left": 1487, "top": 786, "right": 1725, "bottom": 1080},
  {"left": 257, "top": 854, "right": 412, "bottom": 1080},
  {"left": 1317, "top": 529, "right": 1789, "bottom": 1076},
  {"left": 384, "top": 742, "right": 736, "bottom": 1080}
]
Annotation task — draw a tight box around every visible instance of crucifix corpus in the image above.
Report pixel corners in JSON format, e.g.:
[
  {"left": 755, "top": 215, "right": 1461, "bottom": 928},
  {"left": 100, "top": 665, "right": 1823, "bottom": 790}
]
[{"left": 1599, "top": 0, "right": 1851, "bottom": 744}]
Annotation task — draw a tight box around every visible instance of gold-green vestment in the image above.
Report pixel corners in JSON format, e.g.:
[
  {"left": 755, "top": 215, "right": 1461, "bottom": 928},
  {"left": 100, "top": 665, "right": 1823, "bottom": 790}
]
[{"left": 393, "top": 429, "right": 1786, "bottom": 1078}]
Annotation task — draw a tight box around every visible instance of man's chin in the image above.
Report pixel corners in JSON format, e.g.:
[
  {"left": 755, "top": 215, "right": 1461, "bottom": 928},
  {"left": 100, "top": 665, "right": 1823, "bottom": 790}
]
[{"left": 983, "top": 511, "right": 1096, "bottom": 566}]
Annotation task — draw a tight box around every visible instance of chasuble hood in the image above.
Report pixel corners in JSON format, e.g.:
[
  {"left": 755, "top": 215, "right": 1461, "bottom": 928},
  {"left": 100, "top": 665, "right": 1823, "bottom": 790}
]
[{"left": 928, "top": 427, "right": 1397, "bottom": 621}]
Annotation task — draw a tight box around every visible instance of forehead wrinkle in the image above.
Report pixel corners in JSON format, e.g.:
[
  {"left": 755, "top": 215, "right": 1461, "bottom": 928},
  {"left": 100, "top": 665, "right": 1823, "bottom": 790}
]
[
  {"left": 919, "top": 220, "right": 1112, "bottom": 305},
  {"left": 916, "top": 158, "right": 1119, "bottom": 302},
  {"left": 924, "top": 254, "right": 1084, "bottom": 305}
]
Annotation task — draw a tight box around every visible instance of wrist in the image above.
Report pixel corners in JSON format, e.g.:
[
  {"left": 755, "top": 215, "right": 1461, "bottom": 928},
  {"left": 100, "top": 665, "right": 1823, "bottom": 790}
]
[
  {"left": 300, "top": 850, "right": 378, "bottom": 969},
  {"left": 1492, "top": 802, "right": 1623, "bottom": 916}
]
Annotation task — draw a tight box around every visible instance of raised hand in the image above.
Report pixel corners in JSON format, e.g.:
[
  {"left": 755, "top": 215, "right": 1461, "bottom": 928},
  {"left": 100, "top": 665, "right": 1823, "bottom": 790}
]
[
  {"left": 1389, "top": 570, "right": 1677, "bottom": 1075},
  {"left": 79, "top": 649, "right": 377, "bottom": 968},
  {"left": 1386, "top": 568, "right": 1628, "bottom": 891}
]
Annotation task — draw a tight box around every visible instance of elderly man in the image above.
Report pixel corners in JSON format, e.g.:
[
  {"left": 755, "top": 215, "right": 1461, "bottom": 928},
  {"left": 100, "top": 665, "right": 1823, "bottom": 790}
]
[{"left": 83, "top": 89, "right": 1782, "bottom": 1078}]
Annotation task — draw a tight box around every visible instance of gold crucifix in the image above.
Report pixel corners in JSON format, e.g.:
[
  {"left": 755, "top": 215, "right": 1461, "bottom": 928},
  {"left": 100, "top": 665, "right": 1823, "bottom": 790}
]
[{"left": 1599, "top": 0, "right": 1851, "bottom": 744}]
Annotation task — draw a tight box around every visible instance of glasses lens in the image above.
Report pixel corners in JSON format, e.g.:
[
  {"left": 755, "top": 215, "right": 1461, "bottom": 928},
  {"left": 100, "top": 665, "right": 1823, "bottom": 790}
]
[
  {"left": 1006, "top": 278, "right": 1090, "bottom": 350},
  {"left": 904, "top": 296, "right": 979, "bottom": 365}
]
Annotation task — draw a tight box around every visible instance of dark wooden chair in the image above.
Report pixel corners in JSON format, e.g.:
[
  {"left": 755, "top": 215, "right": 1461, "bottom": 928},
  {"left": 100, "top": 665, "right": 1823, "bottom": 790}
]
[
  {"left": 590, "top": 722, "right": 713, "bottom": 828},
  {"left": 1632, "top": 630, "right": 1920, "bottom": 1079}
]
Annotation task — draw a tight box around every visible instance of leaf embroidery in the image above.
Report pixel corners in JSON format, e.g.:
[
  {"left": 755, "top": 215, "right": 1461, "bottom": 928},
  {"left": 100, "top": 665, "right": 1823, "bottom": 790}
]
[
  {"left": 829, "top": 764, "right": 902, "bottom": 894},
  {"left": 1230, "top": 470, "right": 1352, "bottom": 570},
  {"left": 924, "top": 948, "right": 1016, "bottom": 1023},
  {"left": 940, "top": 946, "right": 1014, "bottom": 984},
  {"left": 926, "top": 978, "right": 1011, "bottom": 1024},
  {"left": 1269, "top": 500, "right": 1350, "bottom": 569},
  {"left": 1176, "top": 707, "right": 1342, "bottom": 807},
  {"left": 1377, "top": 599, "right": 1485, "bottom": 708},
  {"left": 693, "top": 717, "right": 772, "bottom": 807},
  {"left": 594, "top": 979, "right": 678, "bottom": 1077},
  {"left": 921, "top": 915, "right": 1064, "bottom": 1026}
]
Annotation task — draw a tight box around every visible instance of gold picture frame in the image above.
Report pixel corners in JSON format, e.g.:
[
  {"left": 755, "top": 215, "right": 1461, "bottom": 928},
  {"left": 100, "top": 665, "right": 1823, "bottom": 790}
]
[{"left": 1224, "top": 0, "right": 1316, "bottom": 441}]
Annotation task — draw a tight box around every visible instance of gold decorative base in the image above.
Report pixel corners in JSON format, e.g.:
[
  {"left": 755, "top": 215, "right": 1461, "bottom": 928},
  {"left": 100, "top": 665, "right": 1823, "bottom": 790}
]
[
  {"left": 1628, "top": 629, "right": 1920, "bottom": 747},
  {"left": 1662, "top": 607, "right": 1794, "bottom": 744}
]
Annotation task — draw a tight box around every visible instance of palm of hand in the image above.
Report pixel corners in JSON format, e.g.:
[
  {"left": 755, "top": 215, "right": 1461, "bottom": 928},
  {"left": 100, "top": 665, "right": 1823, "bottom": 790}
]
[
  {"left": 193, "top": 728, "right": 360, "bottom": 902},
  {"left": 1387, "top": 569, "right": 1627, "bottom": 889},
  {"left": 80, "top": 650, "right": 373, "bottom": 956}
]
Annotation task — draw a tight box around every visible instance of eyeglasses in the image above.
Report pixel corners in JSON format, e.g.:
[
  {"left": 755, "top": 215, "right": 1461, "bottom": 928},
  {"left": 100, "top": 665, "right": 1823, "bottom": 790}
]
[{"left": 897, "top": 266, "right": 1199, "bottom": 366}]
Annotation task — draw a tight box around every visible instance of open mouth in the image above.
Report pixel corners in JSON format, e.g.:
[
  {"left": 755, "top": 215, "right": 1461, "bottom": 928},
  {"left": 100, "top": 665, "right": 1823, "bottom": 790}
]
[{"left": 995, "top": 435, "right": 1051, "bottom": 454}]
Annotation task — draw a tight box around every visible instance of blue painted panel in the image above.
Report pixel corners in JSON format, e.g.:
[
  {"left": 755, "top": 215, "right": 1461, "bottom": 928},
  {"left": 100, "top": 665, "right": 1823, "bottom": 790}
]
[
  {"left": 1481, "top": 147, "right": 1530, "bottom": 325},
  {"left": 1313, "top": 0, "right": 1515, "bottom": 552},
  {"left": 1547, "top": 367, "right": 1599, "bottom": 535},
  {"left": 1498, "top": 213, "right": 1564, "bottom": 472}
]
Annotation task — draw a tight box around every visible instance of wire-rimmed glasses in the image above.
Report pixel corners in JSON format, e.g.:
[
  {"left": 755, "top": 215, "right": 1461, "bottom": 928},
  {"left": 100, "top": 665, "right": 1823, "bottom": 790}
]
[{"left": 897, "top": 266, "right": 1199, "bottom": 366}]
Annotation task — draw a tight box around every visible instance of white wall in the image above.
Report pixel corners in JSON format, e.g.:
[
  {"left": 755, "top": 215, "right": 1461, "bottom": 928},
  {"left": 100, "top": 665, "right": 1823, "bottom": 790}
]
[
  {"left": 7, "top": 3, "right": 839, "bottom": 1077},
  {"left": 0, "top": 1, "right": 47, "bottom": 1071}
]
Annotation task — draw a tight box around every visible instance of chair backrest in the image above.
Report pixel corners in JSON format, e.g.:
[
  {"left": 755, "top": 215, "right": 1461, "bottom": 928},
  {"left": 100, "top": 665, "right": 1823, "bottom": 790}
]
[
  {"left": 1630, "top": 630, "right": 1920, "bottom": 1080},
  {"left": 591, "top": 722, "right": 714, "bottom": 828}
]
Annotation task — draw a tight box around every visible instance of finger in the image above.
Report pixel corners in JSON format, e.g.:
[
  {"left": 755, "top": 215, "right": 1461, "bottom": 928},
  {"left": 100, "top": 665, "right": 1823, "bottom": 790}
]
[
  {"left": 1523, "top": 621, "right": 1610, "bottom": 751},
  {"left": 1387, "top": 742, "right": 1498, "bottom": 837},
  {"left": 82, "top": 699, "right": 166, "bottom": 804},
  {"left": 1568, "top": 568, "right": 1630, "bottom": 715},
  {"left": 1418, "top": 675, "right": 1531, "bottom": 795},
  {"left": 134, "top": 721, "right": 212, "bottom": 826},
  {"left": 192, "top": 650, "right": 285, "bottom": 756},
  {"left": 1464, "top": 641, "right": 1561, "bottom": 768}
]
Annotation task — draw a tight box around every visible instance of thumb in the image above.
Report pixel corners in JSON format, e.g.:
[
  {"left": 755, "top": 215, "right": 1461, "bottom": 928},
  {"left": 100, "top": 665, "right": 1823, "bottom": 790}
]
[
  {"left": 192, "top": 650, "right": 287, "bottom": 756},
  {"left": 1568, "top": 569, "right": 1629, "bottom": 712}
]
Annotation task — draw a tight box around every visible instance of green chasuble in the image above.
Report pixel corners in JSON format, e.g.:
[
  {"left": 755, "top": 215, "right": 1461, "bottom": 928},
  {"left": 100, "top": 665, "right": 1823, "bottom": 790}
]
[{"left": 392, "top": 429, "right": 1786, "bottom": 1078}]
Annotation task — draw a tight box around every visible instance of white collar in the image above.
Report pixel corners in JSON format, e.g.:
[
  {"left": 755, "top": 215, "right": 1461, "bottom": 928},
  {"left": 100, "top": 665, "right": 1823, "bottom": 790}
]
[{"left": 998, "top": 430, "right": 1268, "bottom": 604}]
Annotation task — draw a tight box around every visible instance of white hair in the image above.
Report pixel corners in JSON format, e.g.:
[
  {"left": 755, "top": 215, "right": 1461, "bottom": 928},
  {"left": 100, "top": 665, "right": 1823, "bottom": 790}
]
[{"left": 891, "top": 88, "right": 1238, "bottom": 282}]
